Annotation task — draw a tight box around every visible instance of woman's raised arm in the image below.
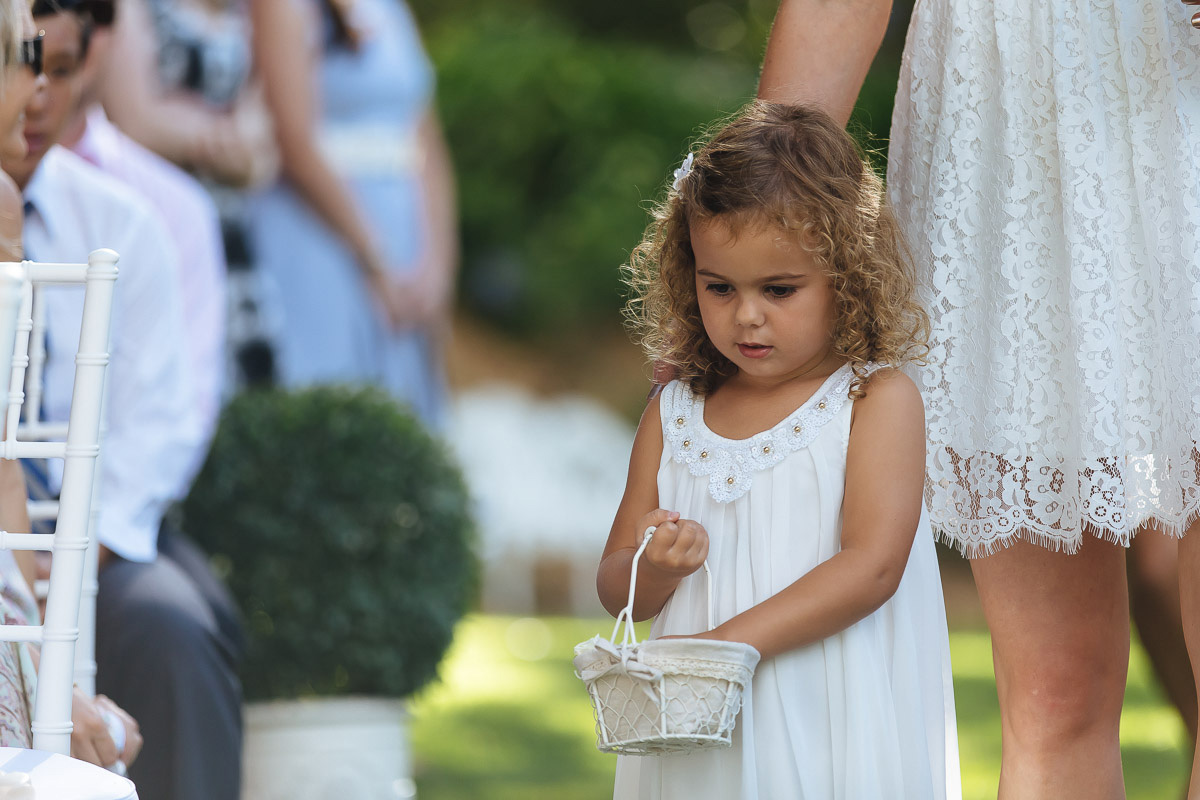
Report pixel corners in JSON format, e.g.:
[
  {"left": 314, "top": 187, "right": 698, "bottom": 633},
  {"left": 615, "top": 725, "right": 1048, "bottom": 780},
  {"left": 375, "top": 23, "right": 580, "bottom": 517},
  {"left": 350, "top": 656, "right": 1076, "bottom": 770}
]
[{"left": 758, "top": 0, "right": 894, "bottom": 124}]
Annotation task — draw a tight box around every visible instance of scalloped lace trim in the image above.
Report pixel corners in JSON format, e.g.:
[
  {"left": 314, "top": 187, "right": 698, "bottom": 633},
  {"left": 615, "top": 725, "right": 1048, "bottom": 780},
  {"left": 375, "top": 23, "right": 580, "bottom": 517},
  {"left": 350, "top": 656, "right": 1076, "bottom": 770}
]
[
  {"left": 660, "top": 366, "right": 862, "bottom": 503},
  {"left": 930, "top": 446, "right": 1200, "bottom": 556}
]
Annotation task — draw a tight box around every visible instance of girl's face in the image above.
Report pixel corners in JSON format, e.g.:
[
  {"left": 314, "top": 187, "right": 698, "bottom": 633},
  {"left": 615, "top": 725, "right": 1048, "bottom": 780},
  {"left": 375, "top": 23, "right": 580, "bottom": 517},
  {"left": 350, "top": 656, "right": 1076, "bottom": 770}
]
[
  {"left": 0, "top": 7, "right": 43, "bottom": 162},
  {"left": 692, "top": 218, "right": 840, "bottom": 386}
]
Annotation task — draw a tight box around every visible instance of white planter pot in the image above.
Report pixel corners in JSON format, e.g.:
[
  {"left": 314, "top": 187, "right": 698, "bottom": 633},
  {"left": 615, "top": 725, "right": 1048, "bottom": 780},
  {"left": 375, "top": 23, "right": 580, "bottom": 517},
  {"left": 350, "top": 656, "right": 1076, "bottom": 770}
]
[{"left": 242, "top": 697, "right": 415, "bottom": 800}]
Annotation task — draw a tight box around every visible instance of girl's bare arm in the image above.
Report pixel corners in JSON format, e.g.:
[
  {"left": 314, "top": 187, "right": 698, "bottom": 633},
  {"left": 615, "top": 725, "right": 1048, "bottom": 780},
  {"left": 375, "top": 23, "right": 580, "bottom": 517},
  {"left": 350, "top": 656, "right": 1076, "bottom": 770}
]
[
  {"left": 700, "top": 370, "right": 926, "bottom": 660},
  {"left": 758, "top": 0, "right": 894, "bottom": 125},
  {"left": 597, "top": 396, "right": 709, "bottom": 621}
]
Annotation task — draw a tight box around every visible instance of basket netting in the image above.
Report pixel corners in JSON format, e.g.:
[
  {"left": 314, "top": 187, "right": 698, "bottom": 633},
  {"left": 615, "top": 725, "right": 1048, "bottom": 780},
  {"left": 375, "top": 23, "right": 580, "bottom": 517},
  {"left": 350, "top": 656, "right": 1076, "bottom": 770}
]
[{"left": 574, "top": 638, "right": 758, "bottom": 755}]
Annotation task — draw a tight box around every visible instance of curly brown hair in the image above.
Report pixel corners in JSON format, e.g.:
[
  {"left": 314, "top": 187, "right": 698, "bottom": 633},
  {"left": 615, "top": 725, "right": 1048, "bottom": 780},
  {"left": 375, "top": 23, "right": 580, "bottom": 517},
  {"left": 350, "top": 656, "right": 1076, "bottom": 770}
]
[{"left": 624, "top": 101, "right": 929, "bottom": 397}]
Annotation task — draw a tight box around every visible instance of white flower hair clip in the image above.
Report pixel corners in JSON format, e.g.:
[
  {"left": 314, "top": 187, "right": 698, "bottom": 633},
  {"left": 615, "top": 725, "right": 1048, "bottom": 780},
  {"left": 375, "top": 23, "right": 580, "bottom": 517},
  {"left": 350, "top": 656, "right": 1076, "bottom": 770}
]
[{"left": 672, "top": 153, "right": 695, "bottom": 192}]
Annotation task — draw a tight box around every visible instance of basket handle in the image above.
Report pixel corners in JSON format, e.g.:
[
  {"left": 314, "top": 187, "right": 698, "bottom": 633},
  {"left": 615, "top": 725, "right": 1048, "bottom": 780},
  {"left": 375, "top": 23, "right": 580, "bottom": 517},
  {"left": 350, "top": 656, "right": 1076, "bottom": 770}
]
[{"left": 610, "top": 526, "right": 713, "bottom": 648}]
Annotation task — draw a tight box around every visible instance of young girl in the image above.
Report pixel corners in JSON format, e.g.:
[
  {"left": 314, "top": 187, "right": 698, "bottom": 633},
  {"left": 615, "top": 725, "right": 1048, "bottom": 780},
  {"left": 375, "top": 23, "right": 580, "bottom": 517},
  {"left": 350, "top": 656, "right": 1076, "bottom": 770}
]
[{"left": 597, "top": 102, "right": 960, "bottom": 799}]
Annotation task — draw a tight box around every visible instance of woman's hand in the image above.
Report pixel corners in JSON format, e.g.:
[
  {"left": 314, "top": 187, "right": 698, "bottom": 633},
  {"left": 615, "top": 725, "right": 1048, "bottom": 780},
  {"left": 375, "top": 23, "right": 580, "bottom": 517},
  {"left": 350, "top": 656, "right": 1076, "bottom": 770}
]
[
  {"left": 638, "top": 509, "right": 708, "bottom": 579},
  {"left": 193, "top": 108, "right": 276, "bottom": 189},
  {"left": 71, "top": 690, "right": 143, "bottom": 769},
  {"left": 364, "top": 268, "right": 404, "bottom": 330},
  {"left": 393, "top": 265, "right": 453, "bottom": 329}
]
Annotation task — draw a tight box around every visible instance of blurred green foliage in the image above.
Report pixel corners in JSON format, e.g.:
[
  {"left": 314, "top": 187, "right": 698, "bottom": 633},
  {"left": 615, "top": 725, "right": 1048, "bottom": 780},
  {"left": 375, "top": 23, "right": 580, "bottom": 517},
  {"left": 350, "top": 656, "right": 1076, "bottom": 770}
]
[
  {"left": 411, "top": 1, "right": 911, "bottom": 337},
  {"left": 184, "top": 387, "right": 477, "bottom": 700}
]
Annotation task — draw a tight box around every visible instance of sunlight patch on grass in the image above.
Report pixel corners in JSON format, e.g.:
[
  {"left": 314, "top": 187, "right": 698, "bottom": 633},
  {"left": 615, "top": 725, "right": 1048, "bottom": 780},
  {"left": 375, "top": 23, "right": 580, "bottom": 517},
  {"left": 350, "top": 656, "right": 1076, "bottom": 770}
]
[{"left": 411, "top": 615, "right": 1190, "bottom": 800}]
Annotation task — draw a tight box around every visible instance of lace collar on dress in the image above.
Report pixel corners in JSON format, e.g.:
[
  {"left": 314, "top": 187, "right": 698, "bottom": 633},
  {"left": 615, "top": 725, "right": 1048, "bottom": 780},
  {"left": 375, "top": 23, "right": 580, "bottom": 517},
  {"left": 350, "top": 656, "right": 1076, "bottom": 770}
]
[{"left": 660, "top": 364, "right": 864, "bottom": 503}]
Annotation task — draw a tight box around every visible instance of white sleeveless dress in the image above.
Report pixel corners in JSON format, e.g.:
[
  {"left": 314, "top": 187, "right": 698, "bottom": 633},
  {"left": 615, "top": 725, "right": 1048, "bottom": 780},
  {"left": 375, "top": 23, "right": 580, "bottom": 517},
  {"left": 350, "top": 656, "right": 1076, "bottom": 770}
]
[
  {"left": 613, "top": 365, "right": 961, "bottom": 800},
  {"left": 888, "top": 0, "right": 1200, "bottom": 554}
]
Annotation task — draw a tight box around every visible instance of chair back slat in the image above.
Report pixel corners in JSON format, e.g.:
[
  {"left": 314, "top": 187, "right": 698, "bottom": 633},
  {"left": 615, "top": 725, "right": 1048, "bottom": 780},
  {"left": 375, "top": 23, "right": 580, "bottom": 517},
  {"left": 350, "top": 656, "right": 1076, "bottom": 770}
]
[
  {"left": 4, "top": 279, "right": 31, "bottom": 446},
  {"left": 0, "top": 625, "right": 44, "bottom": 643},
  {"left": 26, "top": 500, "right": 58, "bottom": 521},
  {"left": 0, "top": 532, "right": 54, "bottom": 550},
  {"left": 6, "top": 441, "right": 65, "bottom": 460},
  {"left": 24, "top": 288, "right": 47, "bottom": 428},
  {"left": 0, "top": 264, "right": 22, "bottom": 422},
  {"left": 73, "top": 459, "right": 103, "bottom": 696},
  {"left": 19, "top": 422, "right": 69, "bottom": 440}
]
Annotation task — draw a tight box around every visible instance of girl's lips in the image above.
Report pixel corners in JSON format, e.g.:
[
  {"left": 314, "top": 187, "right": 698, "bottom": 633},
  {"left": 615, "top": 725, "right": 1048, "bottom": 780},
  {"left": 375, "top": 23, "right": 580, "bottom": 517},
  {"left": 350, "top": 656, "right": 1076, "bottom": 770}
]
[{"left": 737, "top": 343, "right": 772, "bottom": 359}]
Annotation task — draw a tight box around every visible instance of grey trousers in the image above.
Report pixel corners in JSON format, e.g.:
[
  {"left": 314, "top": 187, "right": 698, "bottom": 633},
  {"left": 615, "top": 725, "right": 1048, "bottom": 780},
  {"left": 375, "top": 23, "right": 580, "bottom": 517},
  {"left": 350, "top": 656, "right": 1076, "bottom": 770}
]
[{"left": 95, "top": 526, "right": 244, "bottom": 800}]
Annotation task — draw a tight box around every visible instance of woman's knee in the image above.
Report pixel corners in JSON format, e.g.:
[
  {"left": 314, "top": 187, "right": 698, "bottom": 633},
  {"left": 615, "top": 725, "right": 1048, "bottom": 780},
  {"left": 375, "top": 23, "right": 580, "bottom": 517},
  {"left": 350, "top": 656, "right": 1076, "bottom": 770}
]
[{"left": 998, "top": 641, "right": 1127, "bottom": 746}]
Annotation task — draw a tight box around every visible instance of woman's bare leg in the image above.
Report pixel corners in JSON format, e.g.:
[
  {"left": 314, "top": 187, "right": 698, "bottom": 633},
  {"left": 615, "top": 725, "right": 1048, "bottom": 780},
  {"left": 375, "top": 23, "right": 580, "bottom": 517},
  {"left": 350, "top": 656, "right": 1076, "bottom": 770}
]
[
  {"left": 1181, "top": 522, "right": 1200, "bottom": 798},
  {"left": 971, "top": 536, "right": 1129, "bottom": 800},
  {"left": 1128, "top": 529, "right": 1197, "bottom": 744}
]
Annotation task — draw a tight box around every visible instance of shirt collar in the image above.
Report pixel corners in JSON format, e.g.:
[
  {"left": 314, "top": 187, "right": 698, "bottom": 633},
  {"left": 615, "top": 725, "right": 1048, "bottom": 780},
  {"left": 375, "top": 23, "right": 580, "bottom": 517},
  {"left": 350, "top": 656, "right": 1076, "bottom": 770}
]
[
  {"left": 22, "top": 147, "right": 60, "bottom": 240},
  {"left": 71, "top": 107, "right": 120, "bottom": 169}
]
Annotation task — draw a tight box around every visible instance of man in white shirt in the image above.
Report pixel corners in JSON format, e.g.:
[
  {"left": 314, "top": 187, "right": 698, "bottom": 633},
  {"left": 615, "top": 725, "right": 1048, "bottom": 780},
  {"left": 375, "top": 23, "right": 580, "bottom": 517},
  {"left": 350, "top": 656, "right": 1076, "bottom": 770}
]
[{"left": 5, "top": 3, "right": 244, "bottom": 797}]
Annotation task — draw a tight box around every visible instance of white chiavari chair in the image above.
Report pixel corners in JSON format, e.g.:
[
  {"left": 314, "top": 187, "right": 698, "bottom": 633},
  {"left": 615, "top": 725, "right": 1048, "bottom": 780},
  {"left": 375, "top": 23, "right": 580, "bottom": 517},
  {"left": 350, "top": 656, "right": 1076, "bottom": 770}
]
[{"left": 0, "top": 251, "right": 137, "bottom": 799}]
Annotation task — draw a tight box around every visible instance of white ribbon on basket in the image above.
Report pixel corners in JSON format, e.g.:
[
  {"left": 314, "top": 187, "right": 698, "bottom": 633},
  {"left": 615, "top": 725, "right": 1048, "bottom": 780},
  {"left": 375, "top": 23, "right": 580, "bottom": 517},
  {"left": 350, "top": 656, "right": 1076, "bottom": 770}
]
[{"left": 574, "top": 637, "right": 662, "bottom": 684}]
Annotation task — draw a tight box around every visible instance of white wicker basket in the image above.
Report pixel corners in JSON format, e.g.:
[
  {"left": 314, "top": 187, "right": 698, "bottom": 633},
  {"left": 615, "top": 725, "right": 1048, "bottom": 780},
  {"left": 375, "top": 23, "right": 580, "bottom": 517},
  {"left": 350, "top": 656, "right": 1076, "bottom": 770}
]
[{"left": 574, "top": 527, "right": 760, "bottom": 755}]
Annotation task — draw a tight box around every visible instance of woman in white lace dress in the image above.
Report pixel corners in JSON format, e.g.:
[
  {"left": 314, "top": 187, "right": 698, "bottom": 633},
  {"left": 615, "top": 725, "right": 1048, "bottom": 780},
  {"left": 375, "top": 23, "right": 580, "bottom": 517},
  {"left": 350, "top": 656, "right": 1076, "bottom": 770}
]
[{"left": 760, "top": 1, "right": 1200, "bottom": 797}]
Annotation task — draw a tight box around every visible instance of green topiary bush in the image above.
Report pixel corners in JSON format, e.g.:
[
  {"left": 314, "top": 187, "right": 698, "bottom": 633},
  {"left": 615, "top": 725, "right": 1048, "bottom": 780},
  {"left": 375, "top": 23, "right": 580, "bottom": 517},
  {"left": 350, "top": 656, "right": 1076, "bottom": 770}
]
[{"left": 182, "top": 387, "right": 477, "bottom": 701}]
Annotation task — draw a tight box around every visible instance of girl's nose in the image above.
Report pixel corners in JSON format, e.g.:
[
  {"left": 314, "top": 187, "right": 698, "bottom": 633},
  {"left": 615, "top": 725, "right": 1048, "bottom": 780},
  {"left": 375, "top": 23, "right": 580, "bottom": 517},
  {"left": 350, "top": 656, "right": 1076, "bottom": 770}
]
[{"left": 735, "top": 296, "right": 765, "bottom": 327}]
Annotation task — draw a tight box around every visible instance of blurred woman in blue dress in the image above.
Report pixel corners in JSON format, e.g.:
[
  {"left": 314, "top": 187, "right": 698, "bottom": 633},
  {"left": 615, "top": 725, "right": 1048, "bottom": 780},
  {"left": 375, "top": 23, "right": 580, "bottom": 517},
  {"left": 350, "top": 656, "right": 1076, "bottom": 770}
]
[{"left": 251, "top": 0, "right": 457, "bottom": 426}]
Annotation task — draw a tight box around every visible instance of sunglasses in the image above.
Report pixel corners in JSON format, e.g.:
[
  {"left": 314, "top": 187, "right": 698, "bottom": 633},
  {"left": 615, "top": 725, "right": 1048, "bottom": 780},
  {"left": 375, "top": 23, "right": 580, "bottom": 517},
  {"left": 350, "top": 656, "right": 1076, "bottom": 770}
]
[{"left": 20, "top": 32, "right": 44, "bottom": 76}]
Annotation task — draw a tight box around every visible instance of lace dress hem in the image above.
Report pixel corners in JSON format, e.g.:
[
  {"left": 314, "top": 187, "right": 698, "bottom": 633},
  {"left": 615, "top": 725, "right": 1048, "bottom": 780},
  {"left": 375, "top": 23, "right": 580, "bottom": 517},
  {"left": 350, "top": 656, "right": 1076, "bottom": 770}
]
[{"left": 930, "top": 445, "right": 1200, "bottom": 557}]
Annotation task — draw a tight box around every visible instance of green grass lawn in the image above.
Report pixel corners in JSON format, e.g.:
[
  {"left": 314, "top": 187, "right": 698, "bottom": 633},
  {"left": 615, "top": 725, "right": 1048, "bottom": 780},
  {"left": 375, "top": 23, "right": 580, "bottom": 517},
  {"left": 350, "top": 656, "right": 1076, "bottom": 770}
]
[{"left": 409, "top": 616, "right": 1192, "bottom": 800}]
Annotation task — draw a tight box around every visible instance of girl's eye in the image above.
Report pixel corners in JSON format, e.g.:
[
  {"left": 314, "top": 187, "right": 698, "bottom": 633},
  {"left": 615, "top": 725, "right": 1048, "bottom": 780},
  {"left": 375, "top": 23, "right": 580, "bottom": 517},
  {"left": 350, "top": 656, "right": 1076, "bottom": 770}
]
[
  {"left": 705, "top": 283, "right": 732, "bottom": 296},
  {"left": 765, "top": 285, "right": 797, "bottom": 298}
]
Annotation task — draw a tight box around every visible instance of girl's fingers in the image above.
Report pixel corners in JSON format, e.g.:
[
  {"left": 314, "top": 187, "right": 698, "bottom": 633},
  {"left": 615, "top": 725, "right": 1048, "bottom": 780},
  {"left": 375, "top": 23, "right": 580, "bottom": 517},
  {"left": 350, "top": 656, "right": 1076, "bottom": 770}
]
[
  {"left": 639, "top": 509, "right": 679, "bottom": 537},
  {"left": 652, "top": 520, "right": 678, "bottom": 544}
]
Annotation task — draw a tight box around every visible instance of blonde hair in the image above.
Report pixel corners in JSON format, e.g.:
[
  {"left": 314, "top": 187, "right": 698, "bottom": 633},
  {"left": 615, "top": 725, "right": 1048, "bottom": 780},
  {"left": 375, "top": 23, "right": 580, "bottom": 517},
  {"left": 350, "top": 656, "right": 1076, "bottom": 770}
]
[
  {"left": 0, "top": 0, "right": 26, "bottom": 77},
  {"left": 623, "top": 101, "right": 929, "bottom": 397}
]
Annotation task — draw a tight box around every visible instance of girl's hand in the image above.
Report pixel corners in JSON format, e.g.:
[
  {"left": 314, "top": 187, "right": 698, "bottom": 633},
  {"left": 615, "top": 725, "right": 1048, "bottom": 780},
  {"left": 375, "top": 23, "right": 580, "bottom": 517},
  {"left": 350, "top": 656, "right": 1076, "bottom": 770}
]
[{"left": 638, "top": 510, "right": 709, "bottom": 578}]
